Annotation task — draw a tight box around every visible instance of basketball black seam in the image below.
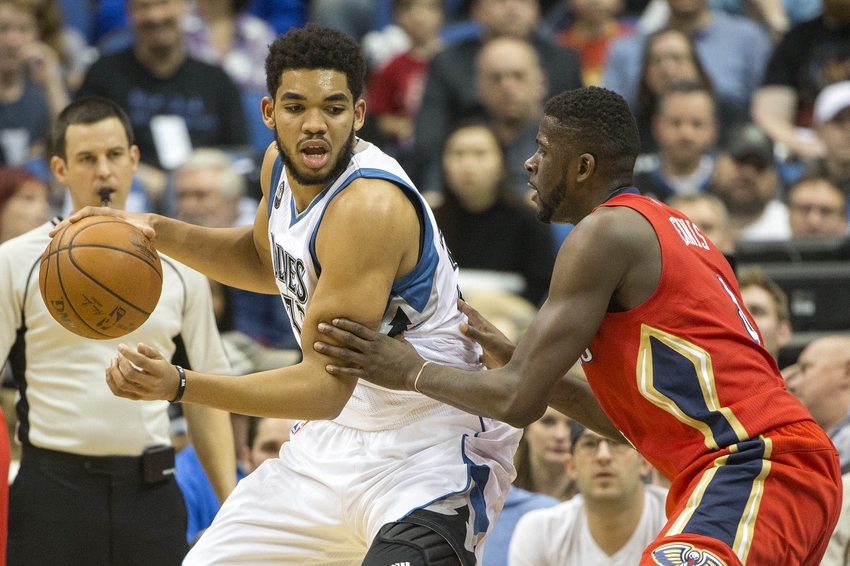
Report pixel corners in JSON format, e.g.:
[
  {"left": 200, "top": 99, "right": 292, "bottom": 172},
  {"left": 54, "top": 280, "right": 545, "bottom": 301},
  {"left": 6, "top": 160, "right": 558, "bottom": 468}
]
[
  {"left": 57, "top": 243, "right": 164, "bottom": 282},
  {"left": 64, "top": 248, "right": 155, "bottom": 316},
  {"left": 53, "top": 248, "right": 111, "bottom": 338},
  {"left": 46, "top": 221, "right": 160, "bottom": 337},
  {"left": 65, "top": 218, "right": 163, "bottom": 275},
  {"left": 65, "top": 225, "right": 161, "bottom": 314}
]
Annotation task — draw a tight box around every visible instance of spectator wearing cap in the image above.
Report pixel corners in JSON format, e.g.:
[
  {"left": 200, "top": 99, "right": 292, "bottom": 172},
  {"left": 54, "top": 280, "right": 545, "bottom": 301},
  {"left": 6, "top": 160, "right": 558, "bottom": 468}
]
[
  {"left": 507, "top": 423, "right": 668, "bottom": 566},
  {"left": 788, "top": 176, "right": 848, "bottom": 237},
  {"left": 805, "top": 81, "right": 850, "bottom": 218},
  {"left": 751, "top": 1, "right": 850, "bottom": 161},
  {"left": 709, "top": 123, "right": 791, "bottom": 242}
]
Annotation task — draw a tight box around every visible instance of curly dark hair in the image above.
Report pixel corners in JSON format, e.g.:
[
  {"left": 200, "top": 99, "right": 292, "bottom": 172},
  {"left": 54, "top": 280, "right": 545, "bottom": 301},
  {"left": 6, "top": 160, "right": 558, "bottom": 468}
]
[
  {"left": 265, "top": 23, "right": 367, "bottom": 101},
  {"left": 543, "top": 87, "right": 641, "bottom": 176}
]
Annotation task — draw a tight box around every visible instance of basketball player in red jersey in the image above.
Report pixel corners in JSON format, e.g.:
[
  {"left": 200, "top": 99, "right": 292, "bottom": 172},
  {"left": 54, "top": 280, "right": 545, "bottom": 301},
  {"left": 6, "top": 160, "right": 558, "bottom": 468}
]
[{"left": 314, "top": 87, "right": 842, "bottom": 566}]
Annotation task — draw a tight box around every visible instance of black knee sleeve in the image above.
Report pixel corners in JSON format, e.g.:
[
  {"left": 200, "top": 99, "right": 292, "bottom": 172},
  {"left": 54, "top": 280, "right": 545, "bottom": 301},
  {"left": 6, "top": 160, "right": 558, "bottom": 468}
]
[{"left": 362, "top": 522, "right": 463, "bottom": 566}]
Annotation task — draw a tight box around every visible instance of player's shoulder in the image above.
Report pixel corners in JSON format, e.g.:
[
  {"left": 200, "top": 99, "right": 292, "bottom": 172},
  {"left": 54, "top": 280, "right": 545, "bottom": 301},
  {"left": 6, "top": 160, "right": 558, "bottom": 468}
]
[
  {"left": 575, "top": 204, "right": 656, "bottom": 251},
  {"left": 333, "top": 175, "right": 418, "bottom": 220}
]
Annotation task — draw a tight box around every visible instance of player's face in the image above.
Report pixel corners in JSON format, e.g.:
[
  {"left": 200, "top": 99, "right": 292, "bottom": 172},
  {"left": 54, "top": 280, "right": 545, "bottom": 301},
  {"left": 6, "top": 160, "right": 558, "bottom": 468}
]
[
  {"left": 263, "top": 69, "right": 365, "bottom": 191},
  {"left": 50, "top": 117, "right": 140, "bottom": 211},
  {"left": 567, "top": 431, "right": 648, "bottom": 503},
  {"left": 525, "top": 116, "right": 571, "bottom": 223},
  {"left": 524, "top": 407, "right": 573, "bottom": 468}
]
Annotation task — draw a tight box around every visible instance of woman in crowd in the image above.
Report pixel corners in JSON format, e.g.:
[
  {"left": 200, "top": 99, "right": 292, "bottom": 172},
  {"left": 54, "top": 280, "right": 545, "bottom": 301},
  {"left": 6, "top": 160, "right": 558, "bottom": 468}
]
[
  {"left": 634, "top": 27, "right": 744, "bottom": 154},
  {"left": 431, "top": 121, "right": 555, "bottom": 306},
  {"left": 0, "top": 166, "right": 50, "bottom": 243},
  {"left": 512, "top": 407, "right": 578, "bottom": 501}
]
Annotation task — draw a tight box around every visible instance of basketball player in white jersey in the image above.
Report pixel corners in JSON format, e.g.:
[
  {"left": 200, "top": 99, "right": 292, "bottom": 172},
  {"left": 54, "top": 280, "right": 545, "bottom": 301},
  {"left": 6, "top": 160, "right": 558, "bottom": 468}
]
[{"left": 55, "top": 24, "right": 521, "bottom": 565}]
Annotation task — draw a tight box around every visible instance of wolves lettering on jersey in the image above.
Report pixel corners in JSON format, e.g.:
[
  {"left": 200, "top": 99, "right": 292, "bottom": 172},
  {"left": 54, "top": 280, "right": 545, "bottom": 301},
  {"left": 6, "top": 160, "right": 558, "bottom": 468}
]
[{"left": 272, "top": 237, "right": 308, "bottom": 335}]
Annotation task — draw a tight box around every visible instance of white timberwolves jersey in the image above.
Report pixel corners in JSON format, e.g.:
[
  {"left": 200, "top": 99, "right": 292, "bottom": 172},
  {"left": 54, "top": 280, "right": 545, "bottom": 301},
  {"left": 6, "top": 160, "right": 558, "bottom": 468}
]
[{"left": 268, "top": 140, "right": 486, "bottom": 431}]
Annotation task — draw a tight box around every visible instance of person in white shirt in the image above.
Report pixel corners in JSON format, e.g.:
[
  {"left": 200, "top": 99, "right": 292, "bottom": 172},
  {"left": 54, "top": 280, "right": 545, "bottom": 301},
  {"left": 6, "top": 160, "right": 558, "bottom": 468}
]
[{"left": 507, "top": 424, "right": 668, "bottom": 566}]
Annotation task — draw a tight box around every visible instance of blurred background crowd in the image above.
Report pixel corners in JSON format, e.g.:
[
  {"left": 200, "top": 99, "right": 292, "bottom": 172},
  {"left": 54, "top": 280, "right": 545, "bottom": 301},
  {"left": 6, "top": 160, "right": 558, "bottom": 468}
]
[{"left": 2, "top": 0, "right": 850, "bottom": 564}]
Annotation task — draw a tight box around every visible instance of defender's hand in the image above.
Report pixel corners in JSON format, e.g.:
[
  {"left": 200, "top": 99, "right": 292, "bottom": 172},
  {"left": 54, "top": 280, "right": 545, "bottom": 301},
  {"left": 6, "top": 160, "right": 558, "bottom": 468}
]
[
  {"left": 458, "top": 299, "right": 515, "bottom": 368},
  {"left": 107, "top": 343, "right": 180, "bottom": 401},
  {"left": 314, "top": 319, "right": 424, "bottom": 391}
]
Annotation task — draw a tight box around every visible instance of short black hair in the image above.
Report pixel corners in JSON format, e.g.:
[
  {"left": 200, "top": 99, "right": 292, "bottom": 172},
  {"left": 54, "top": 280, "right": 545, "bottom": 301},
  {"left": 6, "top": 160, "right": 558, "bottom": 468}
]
[
  {"left": 543, "top": 87, "right": 641, "bottom": 176},
  {"left": 265, "top": 23, "right": 367, "bottom": 101},
  {"left": 52, "top": 96, "right": 134, "bottom": 160},
  {"left": 655, "top": 80, "right": 717, "bottom": 120}
]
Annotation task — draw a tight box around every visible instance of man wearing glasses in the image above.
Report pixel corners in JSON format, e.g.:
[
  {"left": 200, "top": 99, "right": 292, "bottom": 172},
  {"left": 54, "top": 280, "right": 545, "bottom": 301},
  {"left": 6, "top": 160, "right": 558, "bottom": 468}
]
[{"left": 507, "top": 424, "right": 669, "bottom": 566}]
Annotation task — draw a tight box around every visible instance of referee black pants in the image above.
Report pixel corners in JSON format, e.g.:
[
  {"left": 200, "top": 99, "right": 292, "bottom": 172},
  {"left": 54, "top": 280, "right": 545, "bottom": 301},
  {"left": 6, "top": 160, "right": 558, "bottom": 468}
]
[{"left": 7, "top": 444, "right": 188, "bottom": 566}]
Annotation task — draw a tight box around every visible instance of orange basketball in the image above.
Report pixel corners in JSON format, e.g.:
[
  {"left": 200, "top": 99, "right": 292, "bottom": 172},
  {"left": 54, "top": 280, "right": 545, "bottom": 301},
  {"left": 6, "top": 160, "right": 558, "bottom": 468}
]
[{"left": 39, "top": 216, "right": 163, "bottom": 340}]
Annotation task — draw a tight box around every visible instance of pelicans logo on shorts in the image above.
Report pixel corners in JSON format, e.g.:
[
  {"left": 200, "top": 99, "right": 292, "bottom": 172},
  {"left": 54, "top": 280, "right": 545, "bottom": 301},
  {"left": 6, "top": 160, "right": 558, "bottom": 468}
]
[{"left": 651, "top": 543, "right": 727, "bottom": 566}]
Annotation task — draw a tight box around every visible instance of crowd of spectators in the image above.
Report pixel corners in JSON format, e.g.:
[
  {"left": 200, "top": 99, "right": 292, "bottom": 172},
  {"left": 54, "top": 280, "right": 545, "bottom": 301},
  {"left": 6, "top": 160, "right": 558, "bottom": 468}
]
[{"left": 2, "top": 0, "right": 850, "bottom": 563}]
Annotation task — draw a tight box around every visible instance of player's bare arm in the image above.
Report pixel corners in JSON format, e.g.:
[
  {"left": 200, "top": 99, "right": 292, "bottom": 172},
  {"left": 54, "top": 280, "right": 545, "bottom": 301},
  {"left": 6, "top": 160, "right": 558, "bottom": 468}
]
[
  {"left": 315, "top": 205, "right": 660, "bottom": 429},
  {"left": 457, "top": 299, "right": 625, "bottom": 442},
  {"left": 107, "top": 177, "right": 421, "bottom": 420}
]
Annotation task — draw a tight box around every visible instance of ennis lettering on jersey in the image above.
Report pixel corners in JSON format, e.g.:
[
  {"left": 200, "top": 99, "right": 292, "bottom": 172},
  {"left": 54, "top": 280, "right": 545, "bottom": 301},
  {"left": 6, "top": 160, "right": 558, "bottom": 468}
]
[{"left": 669, "top": 217, "right": 709, "bottom": 250}]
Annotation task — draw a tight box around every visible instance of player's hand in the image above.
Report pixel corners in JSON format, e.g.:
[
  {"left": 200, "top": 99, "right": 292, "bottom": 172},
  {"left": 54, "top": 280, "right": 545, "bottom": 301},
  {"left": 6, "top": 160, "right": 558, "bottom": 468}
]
[
  {"left": 106, "top": 343, "right": 180, "bottom": 401},
  {"left": 458, "top": 299, "right": 515, "bottom": 368},
  {"left": 49, "top": 208, "right": 156, "bottom": 239},
  {"left": 314, "top": 319, "right": 425, "bottom": 391}
]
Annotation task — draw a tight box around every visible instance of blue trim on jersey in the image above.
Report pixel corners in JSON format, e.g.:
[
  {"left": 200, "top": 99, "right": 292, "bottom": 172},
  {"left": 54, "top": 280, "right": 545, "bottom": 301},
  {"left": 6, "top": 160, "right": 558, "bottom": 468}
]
[
  {"left": 267, "top": 155, "right": 284, "bottom": 220},
  {"left": 649, "top": 336, "right": 741, "bottom": 448},
  {"left": 681, "top": 437, "right": 768, "bottom": 547},
  {"left": 289, "top": 183, "right": 335, "bottom": 228},
  {"left": 462, "top": 437, "right": 492, "bottom": 535},
  {"left": 401, "top": 435, "right": 492, "bottom": 536},
  {"left": 307, "top": 168, "right": 439, "bottom": 314}
]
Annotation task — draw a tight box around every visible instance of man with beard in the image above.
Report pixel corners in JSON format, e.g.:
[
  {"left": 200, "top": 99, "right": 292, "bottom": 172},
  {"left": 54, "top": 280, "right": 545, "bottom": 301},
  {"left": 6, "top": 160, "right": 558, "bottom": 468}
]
[
  {"left": 56, "top": 24, "right": 520, "bottom": 566},
  {"left": 709, "top": 123, "right": 791, "bottom": 242},
  {"left": 313, "top": 87, "right": 842, "bottom": 566}
]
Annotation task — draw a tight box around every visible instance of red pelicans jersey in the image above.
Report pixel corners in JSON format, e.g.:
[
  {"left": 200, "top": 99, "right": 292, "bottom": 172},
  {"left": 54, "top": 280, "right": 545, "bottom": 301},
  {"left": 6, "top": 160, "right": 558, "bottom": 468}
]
[{"left": 580, "top": 193, "right": 814, "bottom": 483}]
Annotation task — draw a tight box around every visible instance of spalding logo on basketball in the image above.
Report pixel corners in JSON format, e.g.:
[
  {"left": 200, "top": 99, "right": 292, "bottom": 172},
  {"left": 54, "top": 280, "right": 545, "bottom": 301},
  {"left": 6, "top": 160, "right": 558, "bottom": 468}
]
[{"left": 39, "top": 216, "right": 163, "bottom": 340}]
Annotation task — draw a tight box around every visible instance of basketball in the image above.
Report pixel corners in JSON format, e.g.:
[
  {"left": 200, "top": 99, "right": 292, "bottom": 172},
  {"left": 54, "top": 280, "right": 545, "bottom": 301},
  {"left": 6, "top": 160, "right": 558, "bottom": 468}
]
[{"left": 39, "top": 216, "right": 163, "bottom": 340}]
